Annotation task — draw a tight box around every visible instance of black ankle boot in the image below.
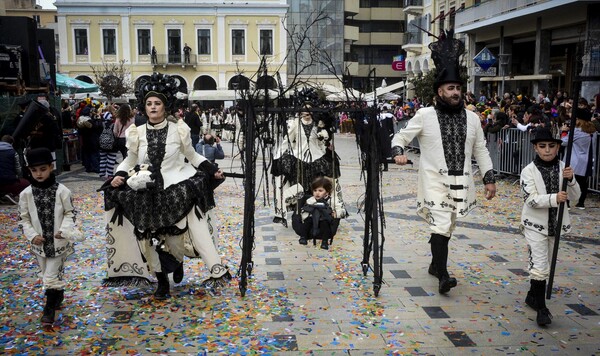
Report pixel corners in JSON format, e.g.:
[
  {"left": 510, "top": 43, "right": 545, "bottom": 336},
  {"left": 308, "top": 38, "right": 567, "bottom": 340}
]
[
  {"left": 154, "top": 272, "right": 170, "bottom": 300},
  {"left": 41, "top": 289, "right": 57, "bottom": 325},
  {"left": 173, "top": 263, "right": 184, "bottom": 284},
  {"left": 320, "top": 239, "right": 329, "bottom": 250},
  {"left": 299, "top": 237, "right": 308, "bottom": 245},
  {"left": 531, "top": 279, "right": 552, "bottom": 326}
]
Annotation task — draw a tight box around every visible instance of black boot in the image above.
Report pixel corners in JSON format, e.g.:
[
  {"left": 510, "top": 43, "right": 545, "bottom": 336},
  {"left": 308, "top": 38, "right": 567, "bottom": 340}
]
[
  {"left": 154, "top": 272, "right": 170, "bottom": 300},
  {"left": 525, "top": 280, "right": 537, "bottom": 310},
  {"left": 428, "top": 242, "right": 438, "bottom": 278},
  {"left": 41, "top": 289, "right": 57, "bottom": 325},
  {"left": 320, "top": 239, "right": 329, "bottom": 250},
  {"left": 430, "top": 233, "right": 457, "bottom": 294},
  {"left": 532, "top": 279, "right": 552, "bottom": 326},
  {"left": 298, "top": 237, "right": 308, "bottom": 245},
  {"left": 173, "top": 263, "right": 184, "bottom": 284},
  {"left": 53, "top": 289, "right": 64, "bottom": 310}
]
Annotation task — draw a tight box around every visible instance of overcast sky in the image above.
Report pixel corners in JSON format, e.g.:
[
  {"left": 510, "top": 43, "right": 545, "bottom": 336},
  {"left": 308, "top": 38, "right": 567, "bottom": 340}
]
[{"left": 38, "top": 0, "right": 57, "bottom": 9}]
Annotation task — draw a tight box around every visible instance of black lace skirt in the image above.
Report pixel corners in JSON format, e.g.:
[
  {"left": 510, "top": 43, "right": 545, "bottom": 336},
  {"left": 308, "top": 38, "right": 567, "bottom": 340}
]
[
  {"left": 272, "top": 151, "right": 341, "bottom": 188},
  {"left": 104, "top": 171, "right": 216, "bottom": 238}
]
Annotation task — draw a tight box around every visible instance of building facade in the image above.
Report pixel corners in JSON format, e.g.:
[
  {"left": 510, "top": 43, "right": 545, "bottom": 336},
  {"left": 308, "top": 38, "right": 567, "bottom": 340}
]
[
  {"left": 55, "top": 0, "right": 288, "bottom": 101},
  {"left": 347, "top": 0, "right": 407, "bottom": 92},
  {"left": 285, "top": 0, "right": 346, "bottom": 85},
  {"left": 455, "top": 0, "right": 599, "bottom": 101}
]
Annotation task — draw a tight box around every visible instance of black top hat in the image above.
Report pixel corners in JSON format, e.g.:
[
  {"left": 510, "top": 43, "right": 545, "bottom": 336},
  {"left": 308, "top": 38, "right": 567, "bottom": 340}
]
[
  {"left": 574, "top": 107, "right": 592, "bottom": 121},
  {"left": 429, "top": 30, "right": 465, "bottom": 90},
  {"left": 530, "top": 127, "right": 562, "bottom": 144},
  {"left": 26, "top": 147, "right": 55, "bottom": 167}
]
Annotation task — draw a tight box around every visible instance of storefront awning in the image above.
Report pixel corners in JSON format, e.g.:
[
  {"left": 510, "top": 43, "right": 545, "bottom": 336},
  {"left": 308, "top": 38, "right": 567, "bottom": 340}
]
[
  {"left": 189, "top": 89, "right": 283, "bottom": 101},
  {"left": 364, "top": 81, "right": 406, "bottom": 102},
  {"left": 480, "top": 74, "right": 553, "bottom": 82},
  {"left": 56, "top": 73, "right": 99, "bottom": 94}
]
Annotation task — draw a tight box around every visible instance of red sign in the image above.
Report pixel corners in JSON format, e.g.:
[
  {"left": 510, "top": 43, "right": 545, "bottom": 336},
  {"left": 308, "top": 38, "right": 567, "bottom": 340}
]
[{"left": 392, "top": 60, "right": 405, "bottom": 71}]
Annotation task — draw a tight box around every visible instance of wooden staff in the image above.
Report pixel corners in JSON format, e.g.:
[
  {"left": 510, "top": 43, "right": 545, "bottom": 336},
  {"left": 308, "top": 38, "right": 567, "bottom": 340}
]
[{"left": 546, "top": 108, "right": 578, "bottom": 299}]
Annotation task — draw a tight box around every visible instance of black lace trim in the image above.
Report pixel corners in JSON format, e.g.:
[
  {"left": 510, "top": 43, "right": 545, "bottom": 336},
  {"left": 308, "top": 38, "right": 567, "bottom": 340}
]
[
  {"left": 146, "top": 125, "right": 168, "bottom": 188},
  {"left": 483, "top": 170, "right": 496, "bottom": 185},
  {"left": 104, "top": 171, "right": 216, "bottom": 238},
  {"left": 534, "top": 156, "right": 560, "bottom": 236},
  {"left": 302, "top": 121, "right": 314, "bottom": 138},
  {"left": 434, "top": 105, "right": 467, "bottom": 172},
  {"left": 391, "top": 146, "right": 404, "bottom": 157},
  {"left": 32, "top": 183, "right": 59, "bottom": 257}
]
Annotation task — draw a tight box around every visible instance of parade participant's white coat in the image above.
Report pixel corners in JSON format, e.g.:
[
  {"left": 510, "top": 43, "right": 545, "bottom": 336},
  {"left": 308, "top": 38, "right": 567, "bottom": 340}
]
[
  {"left": 117, "top": 119, "right": 206, "bottom": 187},
  {"left": 391, "top": 106, "right": 494, "bottom": 221},
  {"left": 19, "top": 183, "right": 83, "bottom": 257},
  {"left": 520, "top": 160, "right": 580, "bottom": 235},
  {"left": 106, "top": 119, "right": 221, "bottom": 281}
]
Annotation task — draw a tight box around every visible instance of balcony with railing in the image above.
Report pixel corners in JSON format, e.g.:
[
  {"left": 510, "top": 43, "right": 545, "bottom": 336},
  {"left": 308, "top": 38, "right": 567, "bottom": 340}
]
[
  {"left": 152, "top": 54, "right": 198, "bottom": 68},
  {"left": 403, "top": 0, "right": 423, "bottom": 16},
  {"left": 455, "top": 0, "right": 552, "bottom": 29},
  {"left": 402, "top": 31, "right": 423, "bottom": 54}
]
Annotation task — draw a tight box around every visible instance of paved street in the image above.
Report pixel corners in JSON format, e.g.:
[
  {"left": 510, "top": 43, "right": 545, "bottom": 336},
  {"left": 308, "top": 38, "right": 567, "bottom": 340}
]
[{"left": 1, "top": 134, "right": 599, "bottom": 355}]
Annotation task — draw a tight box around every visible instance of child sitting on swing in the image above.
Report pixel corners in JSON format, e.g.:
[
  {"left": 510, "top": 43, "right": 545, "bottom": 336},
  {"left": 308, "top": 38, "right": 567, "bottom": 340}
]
[{"left": 298, "top": 176, "right": 344, "bottom": 250}]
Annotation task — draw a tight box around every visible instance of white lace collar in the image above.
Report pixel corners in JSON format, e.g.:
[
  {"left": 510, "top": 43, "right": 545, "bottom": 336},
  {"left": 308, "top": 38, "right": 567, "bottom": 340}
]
[{"left": 147, "top": 118, "right": 168, "bottom": 130}]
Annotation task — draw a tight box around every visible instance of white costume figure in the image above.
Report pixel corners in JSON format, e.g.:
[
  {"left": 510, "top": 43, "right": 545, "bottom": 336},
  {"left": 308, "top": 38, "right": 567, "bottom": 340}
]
[
  {"left": 18, "top": 147, "right": 84, "bottom": 325},
  {"left": 392, "top": 106, "right": 494, "bottom": 222},
  {"left": 200, "top": 111, "right": 208, "bottom": 134},
  {"left": 272, "top": 107, "right": 347, "bottom": 227},
  {"left": 103, "top": 74, "right": 229, "bottom": 300},
  {"left": 520, "top": 160, "right": 580, "bottom": 268},
  {"left": 392, "top": 30, "right": 496, "bottom": 295},
  {"left": 519, "top": 127, "right": 580, "bottom": 326},
  {"left": 222, "top": 111, "right": 236, "bottom": 142},
  {"left": 210, "top": 112, "right": 222, "bottom": 137}
]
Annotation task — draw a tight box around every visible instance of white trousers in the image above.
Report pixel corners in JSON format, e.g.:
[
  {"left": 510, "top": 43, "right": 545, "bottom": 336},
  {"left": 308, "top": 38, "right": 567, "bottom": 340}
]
[
  {"left": 523, "top": 228, "right": 555, "bottom": 281},
  {"left": 36, "top": 254, "right": 66, "bottom": 290},
  {"left": 428, "top": 209, "right": 457, "bottom": 237}
]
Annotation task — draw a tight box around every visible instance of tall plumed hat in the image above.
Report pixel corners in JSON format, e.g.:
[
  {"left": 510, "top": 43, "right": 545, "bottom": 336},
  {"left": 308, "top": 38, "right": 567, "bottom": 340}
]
[
  {"left": 292, "top": 87, "right": 322, "bottom": 108},
  {"left": 135, "top": 72, "right": 180, "bottom": 114},
  {"left": 429, "top": 30, "right": 465, "bottom": 90}
]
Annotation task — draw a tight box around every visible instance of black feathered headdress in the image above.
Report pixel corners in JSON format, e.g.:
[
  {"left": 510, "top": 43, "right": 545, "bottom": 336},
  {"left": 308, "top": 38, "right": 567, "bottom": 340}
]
[
  {"left": 428, "top": 30, "right": 465, "bottom": 90},
  {"left": 135, "top": 72, "right": 179, "bottom": 114}
]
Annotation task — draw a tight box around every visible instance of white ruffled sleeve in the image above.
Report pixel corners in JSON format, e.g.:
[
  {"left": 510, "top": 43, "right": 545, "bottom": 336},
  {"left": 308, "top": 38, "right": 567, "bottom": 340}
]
[{"left": 178, "top": 119, "right": 207, "bottom": 168}]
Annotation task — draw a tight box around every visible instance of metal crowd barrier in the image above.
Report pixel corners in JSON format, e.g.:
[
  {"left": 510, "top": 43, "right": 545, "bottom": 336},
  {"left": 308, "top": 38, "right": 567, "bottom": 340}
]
[{"left": 486, "top": 128, "right": 599, "bottom": 193}]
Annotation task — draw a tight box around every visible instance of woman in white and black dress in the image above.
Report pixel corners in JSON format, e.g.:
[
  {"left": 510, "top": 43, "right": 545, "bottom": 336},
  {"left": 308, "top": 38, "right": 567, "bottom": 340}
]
[{"left": 101, "top": 73, "right": 230, "bottom": 300}]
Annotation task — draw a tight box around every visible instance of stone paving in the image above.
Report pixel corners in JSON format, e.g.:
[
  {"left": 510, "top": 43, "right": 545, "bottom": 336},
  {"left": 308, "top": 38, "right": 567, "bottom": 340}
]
[{"left": 0, "top": 135, "right": 599, "bottom": 355}]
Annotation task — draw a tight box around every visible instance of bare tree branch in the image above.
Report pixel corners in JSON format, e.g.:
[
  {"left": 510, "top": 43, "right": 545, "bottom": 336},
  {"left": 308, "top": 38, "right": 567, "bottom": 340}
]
[{"left": 90, "top": 60, "right": 134, "bottom": 103}]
